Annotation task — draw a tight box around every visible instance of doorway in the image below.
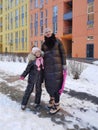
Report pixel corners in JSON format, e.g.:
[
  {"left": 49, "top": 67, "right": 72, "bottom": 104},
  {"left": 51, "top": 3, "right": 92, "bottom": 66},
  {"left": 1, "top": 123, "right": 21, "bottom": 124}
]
[{"left": 86, "top": 44, "right": 94, "bottom": 58}]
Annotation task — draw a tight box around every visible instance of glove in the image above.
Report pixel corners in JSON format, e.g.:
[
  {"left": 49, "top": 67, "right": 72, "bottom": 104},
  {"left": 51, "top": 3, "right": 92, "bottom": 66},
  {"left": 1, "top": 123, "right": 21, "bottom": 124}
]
[
  {"left": 63, "top": 69, "right": 67, "bottom": 75},
  {"left": 59, "top": 70, "right": 67, "bottom": 95},
  {"left": 20, "top": 76, "right": 24, "bottom": 80}
]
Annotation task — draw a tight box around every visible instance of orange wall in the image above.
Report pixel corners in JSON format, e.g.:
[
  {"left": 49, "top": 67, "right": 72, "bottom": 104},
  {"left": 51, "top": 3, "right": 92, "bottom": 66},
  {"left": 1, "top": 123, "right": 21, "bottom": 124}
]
[
  {"left": 72, "top": 0, "right": 98, "bottom": 59},
  {"left": 29, "top": 0, "right": 65, "bottom": 49}
]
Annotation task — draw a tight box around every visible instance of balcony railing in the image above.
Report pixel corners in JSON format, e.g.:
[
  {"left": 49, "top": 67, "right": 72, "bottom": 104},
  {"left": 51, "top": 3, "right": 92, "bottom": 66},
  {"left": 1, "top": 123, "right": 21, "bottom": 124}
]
[{"left": 63, "top": 26, "right": 72, "bottom": 34}]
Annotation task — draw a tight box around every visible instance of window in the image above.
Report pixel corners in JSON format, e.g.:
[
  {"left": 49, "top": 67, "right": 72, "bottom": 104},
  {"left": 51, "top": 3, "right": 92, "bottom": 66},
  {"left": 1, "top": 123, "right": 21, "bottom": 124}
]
[
  {"left": 87, "top": 36, "right": 94, "bottom": 40},
  {"left": 10, "top": 0, "right": 13, "bottom": 8},
  {"left": 21, "top": 6, "right": 25, "bottom": 26},
  {"left": 8, "top": 14, "right": 10, "bottom": 30},
  {"left": 22, "top": 30, "right": 24, "bottom": 50},
  {"left": 30, "top": 15, "right": 33, "bottom": 37},
  {"left": 15, "top": 9, "right": 19, "bottom": 28},
  {"left": 10, "top": 12, "right": 13, "bottom": 29},
  {"left": 34, "top": 13, "right": 38, "bottom": 36},
  {"left": 34, "top": 0, "right": 38, "bottom": 8},
  {"left": 16, "top": 0, "right": 19, "bottom": 6},
  {"left": 53, "top": 6, "right": 58, "bottom": 33},
  {"left": 87, "top": 1, "right": 94, "bottom": 28},
  {"left": 25, "top": 29, "right": 27, "bottom": 50},
  {"left": 45, "top": 9, "right": 48, "bottom": 28},
  {"left": 40, "top": 11, "right": 43, "bottom": 35},
  {"left": 25, "top": 5, "right": 27, "bottom": 25},
  {"left": 15, "top": 32, "right": 18, "bottom": 49},
  {"left": 30, "top": 0, "right": 33, "bottom": 10},
  {"left": 86, "top": 44, "right": 94, "bottom": 58},
  {"left": 40, "top": 0, "right": 44, "bottom": 6}
]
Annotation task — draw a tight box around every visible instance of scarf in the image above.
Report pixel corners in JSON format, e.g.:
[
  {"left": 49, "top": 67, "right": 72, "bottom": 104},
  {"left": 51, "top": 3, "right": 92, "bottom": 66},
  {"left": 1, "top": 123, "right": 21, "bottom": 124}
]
[
  {"left": 44, "top": 33, "right": 56, "bottom": 50},
  {"left": 36, "top": 57, "right": 44, "bottom": 71}
]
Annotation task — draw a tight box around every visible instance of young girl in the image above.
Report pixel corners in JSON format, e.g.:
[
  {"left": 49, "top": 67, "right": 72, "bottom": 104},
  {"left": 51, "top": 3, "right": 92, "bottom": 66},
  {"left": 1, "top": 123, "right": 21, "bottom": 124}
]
[{"left": 20, "top": 47, "right": 44, "bottom": 110}]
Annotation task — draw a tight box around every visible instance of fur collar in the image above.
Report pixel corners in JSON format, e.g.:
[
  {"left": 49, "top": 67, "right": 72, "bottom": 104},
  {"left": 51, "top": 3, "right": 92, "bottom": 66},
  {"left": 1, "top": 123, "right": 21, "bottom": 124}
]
[
  {"left": 44, "top": 33, "right": 57, "bottom": 50},
  {"left": 27, "top": 53, "right": 36, "bottom": 62},
  {"left": 28, "top": 51, "right": 44, "bottom": 62}
]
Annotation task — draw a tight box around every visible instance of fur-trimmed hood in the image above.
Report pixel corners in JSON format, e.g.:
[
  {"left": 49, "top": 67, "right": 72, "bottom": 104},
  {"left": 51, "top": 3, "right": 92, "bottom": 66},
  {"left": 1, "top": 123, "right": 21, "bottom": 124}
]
[
  {"left": 27, "top": 53, "right": 36, "bottom": 62},
  {"left": 27, "top": 51, "right": 44, "bottom": 62}
]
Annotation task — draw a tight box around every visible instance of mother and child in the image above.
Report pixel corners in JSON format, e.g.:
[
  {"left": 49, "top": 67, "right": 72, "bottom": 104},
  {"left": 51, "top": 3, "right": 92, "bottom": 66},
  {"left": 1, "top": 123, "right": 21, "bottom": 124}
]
[{"left": 20, "top": 28, "right": 67, "bottom": 114}]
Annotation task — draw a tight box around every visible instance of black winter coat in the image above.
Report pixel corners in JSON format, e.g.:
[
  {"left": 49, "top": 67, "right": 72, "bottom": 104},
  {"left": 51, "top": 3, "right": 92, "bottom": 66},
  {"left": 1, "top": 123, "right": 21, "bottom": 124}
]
[
  {"left": 42, "top": 39, "right": 66, "bottom": 96},
  {"left": 21, "top": 60, "right": 43, "bottom": 84}
]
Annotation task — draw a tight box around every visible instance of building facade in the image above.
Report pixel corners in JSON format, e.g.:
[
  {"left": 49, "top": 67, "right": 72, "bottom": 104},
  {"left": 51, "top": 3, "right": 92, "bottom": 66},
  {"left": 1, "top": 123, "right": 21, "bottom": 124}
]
[
  {"left": 0, "top": 0, "right": 3, "bottom": 52},
  {"left": 73, "top": 0, "right": 98, "bottom": 59},
  {"left": 0, "top": 0, "right": 30, "bottom": 54},
  {"left": 1, "top": 0, "right": 98, "bottom": 59},
  {"left": 0, "top": 0, "right": 72, "bottom": 56},
  {"left": 29, "top": 0, "right": 72, "bottom": 57}
]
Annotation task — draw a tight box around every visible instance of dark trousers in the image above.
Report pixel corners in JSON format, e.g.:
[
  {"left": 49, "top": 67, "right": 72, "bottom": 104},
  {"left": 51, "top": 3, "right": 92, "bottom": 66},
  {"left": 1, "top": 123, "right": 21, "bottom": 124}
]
[
  {"left": 50, "top": 92, "right": 60, "bottom": 103},
  {"left": 54, "top": 92, "right": 60, "bottom": 103},
  {"left": 21, "top": 82, "right": 42, "bottom": 106}
]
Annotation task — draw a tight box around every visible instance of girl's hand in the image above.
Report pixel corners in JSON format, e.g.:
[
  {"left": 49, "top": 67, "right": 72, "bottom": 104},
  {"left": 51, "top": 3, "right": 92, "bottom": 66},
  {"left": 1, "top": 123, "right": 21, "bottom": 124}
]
[{"left": 20, "top": 76, "right": 24, "bottom": 80}]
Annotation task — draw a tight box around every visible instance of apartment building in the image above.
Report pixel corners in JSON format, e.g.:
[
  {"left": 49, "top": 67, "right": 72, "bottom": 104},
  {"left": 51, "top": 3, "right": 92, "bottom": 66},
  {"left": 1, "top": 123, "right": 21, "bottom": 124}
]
[
  {"left": 29, "top": 0, "right": 72, "bottom": 57},
  {"left": 0, "top": 0, "right": 73, "bottom": 56},
  {"left": 0, "top": 0, "right": 30, "bottom": 54},
  {"left": 73, "top": 0, "right": 98, "bottom": 59}
]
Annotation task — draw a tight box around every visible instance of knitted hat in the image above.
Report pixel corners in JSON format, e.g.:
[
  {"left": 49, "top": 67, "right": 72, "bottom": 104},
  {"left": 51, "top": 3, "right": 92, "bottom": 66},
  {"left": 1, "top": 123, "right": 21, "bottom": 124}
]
[
  {"left": 32, "top": 47, "right": 41, "bottom": 55},
  {"left": 44, "top": 27, "right": 53, "bottom": 35}
]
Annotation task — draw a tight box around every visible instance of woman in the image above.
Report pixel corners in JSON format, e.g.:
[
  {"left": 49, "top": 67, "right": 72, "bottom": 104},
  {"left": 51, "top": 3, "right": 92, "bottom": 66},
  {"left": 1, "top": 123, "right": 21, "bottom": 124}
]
[{"left": 42, "top": 28, "right": 66, "bottom": 114}]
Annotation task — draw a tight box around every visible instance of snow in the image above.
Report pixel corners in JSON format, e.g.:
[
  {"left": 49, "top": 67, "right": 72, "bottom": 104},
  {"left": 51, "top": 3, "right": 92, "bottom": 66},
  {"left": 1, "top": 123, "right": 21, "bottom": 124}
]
[
  {"left": 0, "top": 61, "right": 27, "bottom": 75},
  {"left": 0, "top": 93, "right": 63, "bottom": 130},
  {"left": 0, "top": 60, "right": 98, "bottom": 130},
  {"left": 93, "top": 60, "right": 98, "bottom": 65}
]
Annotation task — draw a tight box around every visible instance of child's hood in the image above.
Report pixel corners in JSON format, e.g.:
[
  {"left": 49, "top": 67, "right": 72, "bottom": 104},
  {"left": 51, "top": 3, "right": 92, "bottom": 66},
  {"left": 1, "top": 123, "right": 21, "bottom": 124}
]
[{"left": 27, "top": 53, "right": 36, "bottom": 62}]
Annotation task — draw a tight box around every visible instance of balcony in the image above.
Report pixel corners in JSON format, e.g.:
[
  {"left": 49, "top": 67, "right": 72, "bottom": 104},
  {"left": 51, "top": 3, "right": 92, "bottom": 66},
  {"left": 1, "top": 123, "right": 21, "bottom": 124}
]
[
  {"left": 64, "top": 26, "right": 72, "bottom": 34},
  {"left": 62, "top": 26, "right": 72, "bottom": 40},
  {"left": 64, "top": 11, "right": 72, "bottom": 20}
]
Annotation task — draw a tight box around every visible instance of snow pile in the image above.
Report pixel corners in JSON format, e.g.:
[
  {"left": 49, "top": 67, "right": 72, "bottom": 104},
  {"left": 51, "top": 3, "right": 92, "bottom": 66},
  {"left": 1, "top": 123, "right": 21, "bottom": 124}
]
[
  {"left": 93, "top": 60, "right": 98, "bottom": 65},
  {"left": 80, "top": 64, "right": 98, "bottom": 85}
]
